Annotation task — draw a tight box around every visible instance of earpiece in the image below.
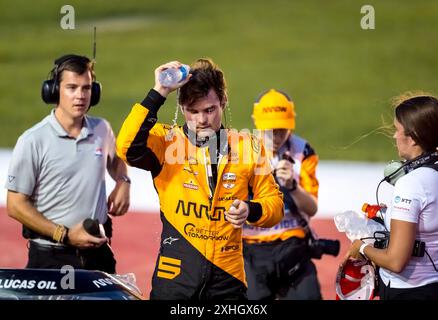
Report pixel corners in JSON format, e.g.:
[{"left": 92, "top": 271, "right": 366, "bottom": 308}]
[{"left": 41, "top": 54, "right": 101, "bottom": 107}]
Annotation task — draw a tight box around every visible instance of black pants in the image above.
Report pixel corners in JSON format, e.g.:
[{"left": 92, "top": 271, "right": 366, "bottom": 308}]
[
  {"left": 379, "top": 276, "right": 438, "bottom": 300},
  {"left": 26, "top": 241, "right": 116, "bottom": 274},
  {"left": 150, "top": 271, "right": 247, "bottom": 301},
  {"left": 243, "top": 237, "right": 322, "bottom": 300}
]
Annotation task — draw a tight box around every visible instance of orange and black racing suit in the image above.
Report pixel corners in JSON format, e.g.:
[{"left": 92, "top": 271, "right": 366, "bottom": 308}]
[{"left": 116, "top": 89, "right": 283, "bottom": 300}]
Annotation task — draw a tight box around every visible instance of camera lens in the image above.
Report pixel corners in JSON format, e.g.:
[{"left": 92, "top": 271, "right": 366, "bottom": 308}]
[
  {"left": 318, "top": 239, "right": 340, "bottom": 257},
  {"left": 309, "top": 239, "right": 340, "bottom": 259}
]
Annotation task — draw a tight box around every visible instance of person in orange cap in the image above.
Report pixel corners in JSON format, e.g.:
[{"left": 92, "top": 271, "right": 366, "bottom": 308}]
[{"left": 243, "top": 89, "right": 324, "bottom": 300}]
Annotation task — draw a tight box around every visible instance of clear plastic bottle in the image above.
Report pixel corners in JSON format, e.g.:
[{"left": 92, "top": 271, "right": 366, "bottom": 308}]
[
  {"left": 334, "top": 210, "right": 386, "bottom": 242},
  {"left": 159, "top": 64, "right": 190, "bottom": 87}
]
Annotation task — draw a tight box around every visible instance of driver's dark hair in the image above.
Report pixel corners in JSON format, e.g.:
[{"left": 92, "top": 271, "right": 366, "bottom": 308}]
[{"left": 178, "top": 58, "right": 227, "bottom": 108}]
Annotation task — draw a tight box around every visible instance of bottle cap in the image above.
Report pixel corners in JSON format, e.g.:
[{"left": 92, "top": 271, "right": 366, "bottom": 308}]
[{"left": 180, "top": 64, "right": 190, "bottom": 82}]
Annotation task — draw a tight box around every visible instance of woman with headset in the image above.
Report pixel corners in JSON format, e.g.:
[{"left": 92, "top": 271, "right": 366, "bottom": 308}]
[{"left": 343, "top": 93, "right": 438, "bottom": 300}]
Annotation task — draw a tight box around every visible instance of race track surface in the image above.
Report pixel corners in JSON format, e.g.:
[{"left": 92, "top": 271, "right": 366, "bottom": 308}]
[{"left": 0, "top": 208, "right": 349, "bottom": 299}]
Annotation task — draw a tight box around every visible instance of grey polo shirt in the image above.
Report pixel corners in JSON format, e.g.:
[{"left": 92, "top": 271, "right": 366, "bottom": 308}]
[{"left": 5, "top": 110, "right": 116, "bottom": 228}]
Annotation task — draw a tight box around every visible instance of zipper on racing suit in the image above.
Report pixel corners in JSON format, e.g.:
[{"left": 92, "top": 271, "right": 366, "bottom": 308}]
[
  {"left": 199, "top": 147, "right": 224, "bottom": 299},
  {"left": 204, "top": 148, "right": 215, "bottom": 210}
]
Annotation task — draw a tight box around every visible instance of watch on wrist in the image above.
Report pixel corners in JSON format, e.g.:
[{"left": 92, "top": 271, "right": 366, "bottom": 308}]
[{"left": 118, "top": 175, "right": 131, "bottom": 184}]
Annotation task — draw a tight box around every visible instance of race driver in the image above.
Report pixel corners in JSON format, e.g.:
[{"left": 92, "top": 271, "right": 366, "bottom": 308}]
[{"left": 116, "top": 59, "right": 284, "bottom": 300}]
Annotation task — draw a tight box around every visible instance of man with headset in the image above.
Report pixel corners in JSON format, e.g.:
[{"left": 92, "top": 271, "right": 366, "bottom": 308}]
[{"left": 5, "top": 54, "right": 130, "bottom": 273}]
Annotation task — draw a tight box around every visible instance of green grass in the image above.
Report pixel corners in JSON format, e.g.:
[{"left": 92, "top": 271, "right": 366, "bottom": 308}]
[{"left": 1, "top": 0, "right": 437, "bottom": 161}]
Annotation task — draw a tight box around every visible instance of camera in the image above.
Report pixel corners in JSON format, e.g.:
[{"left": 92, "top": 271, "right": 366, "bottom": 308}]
[
  {"left": 308, "top": 236, "right": 340, "bottom": 259},
  {"left": 373, "top": 231, "right": 425, "bottom": 257},
  {"left": 373, "top": 231, "right": 389, "bottom": 249}
]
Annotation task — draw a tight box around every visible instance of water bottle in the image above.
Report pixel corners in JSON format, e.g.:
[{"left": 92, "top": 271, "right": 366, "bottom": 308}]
[
  {"left": 334, "top": 210, "right": 386, "bottom": 242},
  {"left": 159, "top": 64, "right": 190, "bottom": 87}
]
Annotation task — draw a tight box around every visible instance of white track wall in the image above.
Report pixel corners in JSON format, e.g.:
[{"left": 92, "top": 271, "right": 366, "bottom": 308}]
[{"left": 0, "top": 149, "right": 394, "bottom": 218}]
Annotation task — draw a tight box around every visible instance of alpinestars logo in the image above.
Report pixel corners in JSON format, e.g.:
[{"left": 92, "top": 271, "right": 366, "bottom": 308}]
[{"left": 163, "top": 236, "right": 179, "bottom": 245}]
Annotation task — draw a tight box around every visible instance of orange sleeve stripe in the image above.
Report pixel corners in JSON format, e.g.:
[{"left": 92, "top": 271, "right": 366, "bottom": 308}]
[{"left": 299, "top": 154, "right": 319, "bottom": 198}]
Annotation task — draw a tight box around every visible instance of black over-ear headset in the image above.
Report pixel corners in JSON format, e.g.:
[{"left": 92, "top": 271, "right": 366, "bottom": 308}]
[{"left": 41, "top": 54, "right": 101, "bottom": 107}]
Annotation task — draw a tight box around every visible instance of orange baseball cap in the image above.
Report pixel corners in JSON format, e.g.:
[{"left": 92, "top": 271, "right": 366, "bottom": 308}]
[{"left": 252, "top": 89, "right": 296, "bottom": 130}]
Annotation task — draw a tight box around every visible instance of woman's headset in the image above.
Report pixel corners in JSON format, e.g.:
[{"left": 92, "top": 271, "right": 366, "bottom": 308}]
[
  {"left": 41, "top": 54, "right": 101, "bottom": 107},
  {"left": 383, "top": 151, "right": 438, "bottom": 186}
]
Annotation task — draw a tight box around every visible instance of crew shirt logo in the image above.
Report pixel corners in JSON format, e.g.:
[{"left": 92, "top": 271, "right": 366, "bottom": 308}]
[
  {"left": 394, "top": 196, "right": 411, "bottom": 204},
  {"left": 94, "top": 137, "right": 103, "bottom": 157},
  {"left": 222, "top": 172, "right": 236, "bottom": 189},
  {"left": 183, "top": 180, "right": 199, "bottom": 190},
  {"left": 94, "top": 148, "right": 103, "bottom": 157}
]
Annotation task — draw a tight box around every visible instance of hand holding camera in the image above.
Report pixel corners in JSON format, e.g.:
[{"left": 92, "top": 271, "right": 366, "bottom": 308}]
[{"left": 275, "top": 152, "right": 296, "bottom": 190}]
